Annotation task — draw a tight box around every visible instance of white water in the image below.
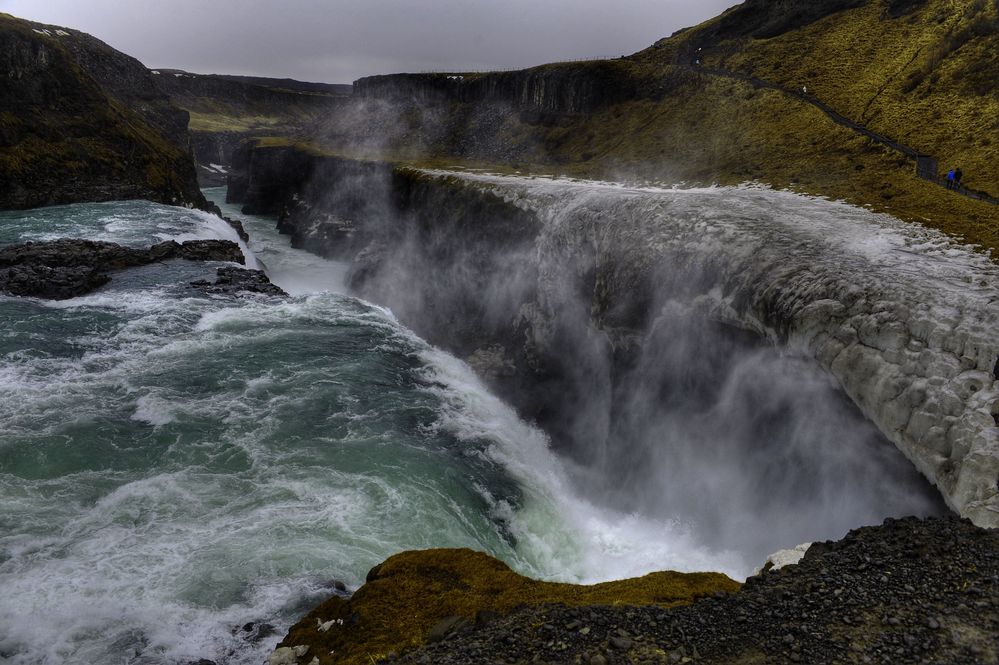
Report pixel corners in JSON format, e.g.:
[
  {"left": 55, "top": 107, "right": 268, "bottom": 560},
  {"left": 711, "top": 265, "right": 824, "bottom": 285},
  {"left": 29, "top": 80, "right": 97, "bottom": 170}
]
[{"left": 0, "top": 184, "right": 964, "bottom": 665}]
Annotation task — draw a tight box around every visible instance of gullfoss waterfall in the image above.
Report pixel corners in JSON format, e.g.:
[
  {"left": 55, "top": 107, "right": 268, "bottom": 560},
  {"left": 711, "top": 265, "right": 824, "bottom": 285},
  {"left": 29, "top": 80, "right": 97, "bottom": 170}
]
[{"left": 0, "top": 186, "right": 948, "bottom": 665}]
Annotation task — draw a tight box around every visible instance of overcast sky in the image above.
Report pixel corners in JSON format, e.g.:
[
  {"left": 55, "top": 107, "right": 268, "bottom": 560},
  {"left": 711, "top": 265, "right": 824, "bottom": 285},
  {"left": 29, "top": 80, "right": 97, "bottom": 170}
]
[{"left": 1, "top": 0, "right": 736, "bottom": 83}]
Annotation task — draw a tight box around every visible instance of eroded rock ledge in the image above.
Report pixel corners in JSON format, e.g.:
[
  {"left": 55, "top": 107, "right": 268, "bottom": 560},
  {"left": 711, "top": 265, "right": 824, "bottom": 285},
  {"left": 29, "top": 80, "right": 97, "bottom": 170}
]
[{"left": 0, "top": 238, "right": 263, "bottom": 299}]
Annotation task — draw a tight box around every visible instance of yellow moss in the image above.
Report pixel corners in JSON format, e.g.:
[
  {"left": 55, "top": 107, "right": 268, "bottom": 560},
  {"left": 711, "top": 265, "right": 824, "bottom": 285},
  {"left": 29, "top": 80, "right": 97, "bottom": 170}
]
[
  {"left": 278, "top": 548, "right": 739, "bottom": 665},
  {"left": 187, "top": 111, "right": 285, "bottom": 133}
]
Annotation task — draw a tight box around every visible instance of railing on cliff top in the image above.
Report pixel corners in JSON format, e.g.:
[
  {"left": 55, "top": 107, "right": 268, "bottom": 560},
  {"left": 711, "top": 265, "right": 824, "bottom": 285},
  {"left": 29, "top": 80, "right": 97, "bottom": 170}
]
[{"left": 688, "top": 62, "right": 998, "bottom": 206}]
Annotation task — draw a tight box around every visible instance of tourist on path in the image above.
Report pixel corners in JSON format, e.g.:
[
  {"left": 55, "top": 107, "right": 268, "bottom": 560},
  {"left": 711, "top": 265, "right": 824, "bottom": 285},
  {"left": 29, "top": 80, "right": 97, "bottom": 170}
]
[
  {"left": 946, "top": 168, "right": 955, "bottom": 189},
  {"left": 955, "top": 167, "right": 963, "bottom": 189}
]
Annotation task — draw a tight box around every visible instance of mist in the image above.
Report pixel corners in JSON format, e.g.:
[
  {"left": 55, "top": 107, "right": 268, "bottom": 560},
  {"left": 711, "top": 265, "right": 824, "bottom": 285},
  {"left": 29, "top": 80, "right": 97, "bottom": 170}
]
[{"left": 267, "top": 158, "right": 949, "bottom": 573}]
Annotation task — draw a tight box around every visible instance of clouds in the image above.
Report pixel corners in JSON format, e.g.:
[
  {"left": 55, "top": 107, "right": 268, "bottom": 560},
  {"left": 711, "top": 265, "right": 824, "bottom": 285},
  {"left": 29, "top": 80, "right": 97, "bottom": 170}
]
[{"left": 1, "top": 0, "right": 736, "bottom": 83}]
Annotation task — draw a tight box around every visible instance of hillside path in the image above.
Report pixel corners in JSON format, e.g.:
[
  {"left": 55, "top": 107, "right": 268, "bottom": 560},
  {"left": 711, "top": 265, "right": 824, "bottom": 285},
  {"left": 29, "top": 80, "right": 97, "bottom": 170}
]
[{"left": 686, "top": 61, "right": 998, "bottom": 206}]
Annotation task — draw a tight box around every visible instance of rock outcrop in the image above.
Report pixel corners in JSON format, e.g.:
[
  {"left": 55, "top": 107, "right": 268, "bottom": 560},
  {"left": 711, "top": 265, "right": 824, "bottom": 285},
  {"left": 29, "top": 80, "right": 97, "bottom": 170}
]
[
  {"left": 0, "top": 13, "right": 206, "bottom": 210},
  {"left": 190, "top": 266, "right": 287, "bottom": 296},
  {"left": 271, "top": 548, "right": 738, "bottom": 665},
  {"left": 0, "top": 238, "right": 247, "bottom": 299},
  {"left": 354, "top": 59, "right": 646, "bottom": 116}
]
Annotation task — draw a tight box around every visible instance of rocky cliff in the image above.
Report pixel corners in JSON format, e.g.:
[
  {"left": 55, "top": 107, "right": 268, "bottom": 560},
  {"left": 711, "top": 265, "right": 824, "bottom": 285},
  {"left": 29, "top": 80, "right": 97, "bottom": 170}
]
[
  {"left": 0, "top": 13, "right": 206, "bottom": 210},
  {"left": 354, "top": 59, "right": 646, "bottom": 116}
]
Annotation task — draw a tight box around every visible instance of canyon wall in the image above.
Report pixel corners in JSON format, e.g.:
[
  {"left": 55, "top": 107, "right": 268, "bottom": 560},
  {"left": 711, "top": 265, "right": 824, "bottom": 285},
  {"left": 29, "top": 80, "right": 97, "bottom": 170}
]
[
  {"left": 228, "top": 147, "right": 999, "bottom": 529},
  {"left": 0, "top": 14, "right": 206, "bottom": 210},
  {"left": 354, "top": 60, "right": 646, "bottom": 116}
]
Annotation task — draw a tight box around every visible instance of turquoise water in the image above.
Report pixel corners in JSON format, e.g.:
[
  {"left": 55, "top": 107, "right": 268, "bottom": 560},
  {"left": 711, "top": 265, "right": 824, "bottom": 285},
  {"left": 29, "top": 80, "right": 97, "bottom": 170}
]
[{"left": 0, "top": 192, "right": 749, "bottom": 665}]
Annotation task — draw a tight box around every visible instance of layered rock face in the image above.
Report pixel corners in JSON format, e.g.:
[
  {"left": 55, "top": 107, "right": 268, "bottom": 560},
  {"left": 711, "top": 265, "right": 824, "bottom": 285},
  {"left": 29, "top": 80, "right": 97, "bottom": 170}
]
[
  {"left": 354, "top": 60, "right": 644, "bottom": 116},
  {"left": 229, "top": 149, "right": 999, "bottom": 528},
  {"left": 0, "top": 14, "right": 206, "bottom": 210}
]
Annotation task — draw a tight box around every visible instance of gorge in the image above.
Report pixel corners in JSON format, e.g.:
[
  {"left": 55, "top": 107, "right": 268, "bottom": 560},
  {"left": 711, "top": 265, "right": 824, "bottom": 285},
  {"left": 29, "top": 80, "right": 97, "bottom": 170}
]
[{"left": 1, "top": 1, "right": 998, "bottom": 664}]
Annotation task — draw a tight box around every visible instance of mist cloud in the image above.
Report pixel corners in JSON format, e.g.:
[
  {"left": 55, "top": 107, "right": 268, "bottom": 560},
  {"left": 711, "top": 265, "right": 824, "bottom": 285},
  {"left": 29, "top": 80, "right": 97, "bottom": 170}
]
[{"left": 1, "top": 0, "right": 736, "bottom": 83}]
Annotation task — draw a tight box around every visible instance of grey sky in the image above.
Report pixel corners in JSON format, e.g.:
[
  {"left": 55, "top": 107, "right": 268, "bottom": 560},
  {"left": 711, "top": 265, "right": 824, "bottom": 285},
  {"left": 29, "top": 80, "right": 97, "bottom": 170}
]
[{"left": 1, "top": 0, "right": 736, "bottom": 84}]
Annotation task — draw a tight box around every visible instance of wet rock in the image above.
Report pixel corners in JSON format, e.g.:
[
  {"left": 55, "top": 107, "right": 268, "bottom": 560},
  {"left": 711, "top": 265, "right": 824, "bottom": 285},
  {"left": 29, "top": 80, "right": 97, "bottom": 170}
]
[
  {"left": 0, "top": 238, "right": 245, "bottom": 299},
  {"left": 0, "top": 263, "right": 110, "bottom": 300},
  {"left": 322, "top": 578, "right": 349, "bottom": 593},
  {"left": 222, "top": 216, "right": 250, "bottom": 242},
  {"left": 190, "top": 266, "right": 286, "bottom": 296}
]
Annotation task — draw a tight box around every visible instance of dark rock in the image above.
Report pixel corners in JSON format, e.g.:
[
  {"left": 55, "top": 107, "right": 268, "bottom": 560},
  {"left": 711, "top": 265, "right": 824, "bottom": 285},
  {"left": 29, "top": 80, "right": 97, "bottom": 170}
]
[
  {"left": 0, "top": 238, "right": 245, "bottom": 299},
  {"left": 476, "top": 609, "right": 500, "bottom": 628},
  {"left": 0, "top": 264, "right": 110, "bottom": 300},
  {"left": 222, "top": 216, "right": 250, "bottom": 242},
  {"left": 190, "top": 266, "right": 285, "bottom": 296},
  {"left": 236, "top": 622, "right": 277, "bottom": 643},
  {"left": 174, "top": 239, "right": 244, "bottom": 263},
  {"left": 322, "top": 578, "right": 349, "bottom": 593}
]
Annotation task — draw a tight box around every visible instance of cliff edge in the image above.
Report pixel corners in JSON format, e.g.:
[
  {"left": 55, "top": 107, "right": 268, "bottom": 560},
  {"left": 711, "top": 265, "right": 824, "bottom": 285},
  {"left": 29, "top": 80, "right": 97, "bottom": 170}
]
[{"left": 0, "top": 13, "right": 206, "bottom": 210}]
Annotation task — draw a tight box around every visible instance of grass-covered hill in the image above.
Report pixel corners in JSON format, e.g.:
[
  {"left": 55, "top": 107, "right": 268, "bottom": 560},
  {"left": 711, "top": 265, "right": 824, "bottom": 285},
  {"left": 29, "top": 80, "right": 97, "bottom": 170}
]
[
  {"left": 278, "top": 0, "right": 997, "bottom": 254},
  {"left": 0, "top": 13, "right": 206, "bottom": 210}
]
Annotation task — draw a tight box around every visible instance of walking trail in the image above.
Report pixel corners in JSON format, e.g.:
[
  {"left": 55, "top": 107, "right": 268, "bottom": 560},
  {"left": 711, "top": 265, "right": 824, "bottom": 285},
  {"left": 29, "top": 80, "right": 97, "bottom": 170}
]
[{"left": 687, "top": 61, "right": 998, "bottom": 206}]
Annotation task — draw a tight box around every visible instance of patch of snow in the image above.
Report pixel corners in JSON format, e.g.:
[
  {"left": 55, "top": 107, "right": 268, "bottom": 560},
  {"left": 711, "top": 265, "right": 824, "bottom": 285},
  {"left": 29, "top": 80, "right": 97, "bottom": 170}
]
[
  {"left": 55, "top": 30, "right": 70, "bottom": 37},
  {"left": 32, "top": 28, "right": 52, "bottom": 36},
  {"left": 209, "top": 163, "right": 229, "bottom": 173},
  {"left": 755, "top": 543, "right": 811, "bottom": 574},
  {"left": 151, "top": 70, "right": 161, "bottom": 75}
]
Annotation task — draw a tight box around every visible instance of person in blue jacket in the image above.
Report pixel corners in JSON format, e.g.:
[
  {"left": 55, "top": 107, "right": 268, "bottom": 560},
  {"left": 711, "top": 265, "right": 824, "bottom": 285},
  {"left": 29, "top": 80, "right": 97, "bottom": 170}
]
[{"left": 946, "top": 168, "right": 955, "bottom": 189}]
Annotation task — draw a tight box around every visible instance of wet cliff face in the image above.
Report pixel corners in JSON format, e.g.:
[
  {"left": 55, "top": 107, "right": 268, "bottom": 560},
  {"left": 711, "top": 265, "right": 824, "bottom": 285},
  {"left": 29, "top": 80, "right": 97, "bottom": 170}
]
[
  {"left": 230, "top": 150, "right": 999, "bottom": 558},
  {"left": 0, "top": 14, "right": 205, "bottom": 210}
]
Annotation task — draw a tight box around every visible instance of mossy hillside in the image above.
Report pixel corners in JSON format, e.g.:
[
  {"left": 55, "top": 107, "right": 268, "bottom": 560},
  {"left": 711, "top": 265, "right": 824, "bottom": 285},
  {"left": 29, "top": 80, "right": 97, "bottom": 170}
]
[
  {"left": 0, "top": 13, "right": 203, "bottom": 209},
  {"left": 277, "top": 548, "right": 739, "bottom": 665},
  {"left": 291, "top": 0, "right": 997, "bottom": 255},
  {"left": 649, "top": 0, "right": 999, "bottom": 195}
]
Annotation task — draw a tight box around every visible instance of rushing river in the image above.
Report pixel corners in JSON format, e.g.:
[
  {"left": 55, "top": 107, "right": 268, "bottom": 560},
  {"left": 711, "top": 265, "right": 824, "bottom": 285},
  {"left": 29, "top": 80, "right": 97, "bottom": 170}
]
[{"left": 0, "top": 188, "right": 943, "bottom": 665}]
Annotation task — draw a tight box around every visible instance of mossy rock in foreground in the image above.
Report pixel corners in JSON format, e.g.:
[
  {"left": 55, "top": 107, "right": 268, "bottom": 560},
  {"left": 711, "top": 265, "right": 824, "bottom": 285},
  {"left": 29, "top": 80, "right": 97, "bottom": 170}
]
[{"left": 276, "top": 548, "right": 739, "bottom": 665}]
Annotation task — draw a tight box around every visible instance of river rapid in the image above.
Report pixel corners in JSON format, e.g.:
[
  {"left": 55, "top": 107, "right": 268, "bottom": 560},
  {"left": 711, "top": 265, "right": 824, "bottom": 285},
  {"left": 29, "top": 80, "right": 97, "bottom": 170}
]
[{"left": 0, "top": 188, "right": 943, "bottom": 665}]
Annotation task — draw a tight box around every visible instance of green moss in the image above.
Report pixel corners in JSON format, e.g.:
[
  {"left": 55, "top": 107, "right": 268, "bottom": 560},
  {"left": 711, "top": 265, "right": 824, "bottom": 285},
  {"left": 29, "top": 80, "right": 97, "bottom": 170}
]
[{"left": 278, "top": 548, "right": 739, "bottom": 665}]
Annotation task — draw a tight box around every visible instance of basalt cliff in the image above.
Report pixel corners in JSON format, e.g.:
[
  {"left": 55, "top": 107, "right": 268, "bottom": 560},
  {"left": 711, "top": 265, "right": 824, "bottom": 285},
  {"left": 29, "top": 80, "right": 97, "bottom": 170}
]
[{"left": 0, "top": 13, "right": 207, "bottom": 210}]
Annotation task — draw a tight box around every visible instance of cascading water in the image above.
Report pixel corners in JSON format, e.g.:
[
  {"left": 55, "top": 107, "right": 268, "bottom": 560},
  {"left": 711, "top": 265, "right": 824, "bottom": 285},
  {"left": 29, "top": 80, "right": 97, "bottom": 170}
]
[{"left": 0, "top": 184, "right": 957, "bottom": 665}]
